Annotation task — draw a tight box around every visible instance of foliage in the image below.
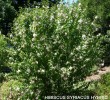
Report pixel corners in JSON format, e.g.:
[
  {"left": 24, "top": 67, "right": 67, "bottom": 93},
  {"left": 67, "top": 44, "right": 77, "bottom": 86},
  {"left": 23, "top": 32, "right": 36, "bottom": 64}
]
[
  {"left": 0, "top": 34, "right": 7, "bottom": 67},
  {"left": 0, "top": 0, "right": 62, "bottom": 35},
  {"left": 79, "top": 0, "right": 110, "bottom": 65},
  {"left": 0, "top": 80, "right": 24, "bottom": 100},
  {"left": 89, "top": 73, "right": 110, "bottom": 100},
  {"left": 80, "top": 0, "right": 110, "bottom": 22},
  {"left": 7, "top": 3, "right": 104, "bottom": 99},
  {"left": 0, "top": 0, "right": 16, "bottom": 35},
  {"left": 0, "top": 34, "right": 8, "bottom": 83},
  {"left": 12, "top": 0, "right": 62, "bottom": 10}
]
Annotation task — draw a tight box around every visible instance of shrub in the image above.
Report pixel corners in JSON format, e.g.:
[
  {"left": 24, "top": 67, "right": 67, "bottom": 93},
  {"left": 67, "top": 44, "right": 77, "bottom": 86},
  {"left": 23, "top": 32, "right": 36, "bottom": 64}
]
[
  {"left": 0, "top": 80, "right": 24, "bottom": 100},
  {"left": 0, "top": 34, "right": 8, "bottom": 82},
  {"left": 8, "top": 3, "right": 104, "bottom": 99}
]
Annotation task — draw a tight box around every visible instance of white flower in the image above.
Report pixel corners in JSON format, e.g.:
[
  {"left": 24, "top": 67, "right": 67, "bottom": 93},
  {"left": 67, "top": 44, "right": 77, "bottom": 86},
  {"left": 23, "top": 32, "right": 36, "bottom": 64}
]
[
  {"left": 57, "top": 20, "right": 60, "bottom": 24},
  {"left": 46, "top": 46, "right": 49, "bottom": 51},
  {"left": 85, "top": 58, "right": 90, "bottom": 61},
  {"left": 35, "top": 6, "right": 38, "bottom": 8},
  {"left": 13, "top": 42, "right": 17, "bottom": 45},
  {"left": 17, "top": 69, "right": 21, "bottom": 74},
  {"left": 51, "top": 66, "right": 55, "bottom": 70},
  {"left": 54, "top": 53, "right": 57, "bottom": 55},
  {"left": 70, "top": 52, "right": 73, "bottom": 56},
  {"left": 56, "top": 35, "right": 59, "bottom": 39},
  {"left": 36, "top": 61, "right": 38, "bottom": 64},
  {"left": 84, "top": 41, "right": 88, "bottom": 45},
  {"left": 33, "top": 33, "right": 37, "bottom": 37},
  {"left": 82, "top": 44, "right": 87, "bottom": 49},
  {"left": 66, "top": 61, "right": 69, "bottom": 65},
  {"left": 32, "top": 38, "right": 35, "bottom": 41},
  {"left": 50, "top": 15, "right": 54, "bottom": 21},
  {"left": 27, "top": 68, "right": 31, "bottom": 73},
  {"left": 37, "top": 70, "right": 40, "bottom": 73},
  {"left": 30, "top": 80, "right": 34, "bottom": 84},
  {"left": 37, "top": 53, "right": 40, "bottom": 57},
  {"left": 95, "top": 16, "right": 98, "bottom": 19},
  {"left": 61, "top": 67, "right": 67, "bottom": 73},
  {"left": 78, "top": 3, "right": 81, "bottom": 7},
  {"left": 79, "top": 56, "right": 83, "bottom": 59},
  {"left": 76, "top": 46, "right": 81, "bottom": 50},
  {"left": 31, "top": 44, "right": 34, "bottom": 48},
  {"left": 17, "top": 98, "right": 20, "bottom": 100},
  {"left": 21, "top": 44, "right": 25, "bottom": 48},
  {"left": 76, "top": 25, "right": 80, "bottom": 30},
  {"left": 58, "top": 12, "right": 61, "bottom": 16},
  {"left": 78, "top": 19, "right": 83, "bottom": 24},
  {"left": 38, "top": 69, "right": 45, "bottom": 73},
  {"left": 100, "top": 62, "right": 104, "bottom": 67},
  {"left": 65, "top": 32, "right": 67, "bottom": 35},
  {"left": 69, "top": 66, "right": 73, "bottom": 70},
  {"left": 82, "top": 34, "right": 86, "bottom": 39},
  {"left": 16, "top": 87, "right": 20, "bottom": 91},
  {"left": 41, "top": 69, "right": 45, "bottom": 73},
  {"left": 61, "top": 26, "right": 64, "bottom": 29},
  {"left": 9, "top": 57, "right": 13, "bottom": 60},
  {"left": 10, "top": 34, "right": 13, "bottom": 38},
  {"left": 95, "top": 28, "right": 98, "bottom": 31},
  {"left": 97, "top": 33, "right": 101, "bottom": 37},
  {"left": 30, "top": 91, "right": 34, "bottom": 95},
  {"left": 75, "top": 14, "right": 78, "bottom": 18},
  {"left": 18, "top": 32, "right": 22, "bottom": 35},
  {"left": 72, "top": 59, "right": 75, "bottom": 61},
  {"left": 17, "top": 48, "right": 21, "bottom": 51},
  {"left": 91, "top": 22, "right": 95, "bottom": 26}
]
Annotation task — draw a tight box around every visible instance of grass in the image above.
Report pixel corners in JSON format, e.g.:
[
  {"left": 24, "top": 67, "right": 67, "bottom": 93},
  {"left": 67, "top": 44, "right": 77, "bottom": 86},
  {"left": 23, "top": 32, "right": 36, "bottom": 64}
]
[{"left": 88, "top": 73, "right": 110, "bottom": 100}]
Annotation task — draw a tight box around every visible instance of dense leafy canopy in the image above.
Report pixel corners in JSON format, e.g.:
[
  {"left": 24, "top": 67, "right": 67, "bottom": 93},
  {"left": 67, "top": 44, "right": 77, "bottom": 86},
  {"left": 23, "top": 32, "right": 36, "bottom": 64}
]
[{"left": 12, "top": 0, "right": 62, "bottom": 10}]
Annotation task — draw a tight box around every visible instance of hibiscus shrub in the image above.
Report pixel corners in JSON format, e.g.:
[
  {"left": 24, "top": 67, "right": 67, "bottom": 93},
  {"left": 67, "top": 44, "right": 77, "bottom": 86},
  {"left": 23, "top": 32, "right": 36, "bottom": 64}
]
[{"left": 8, "top": 4, "right": 104, "bottom": 99}]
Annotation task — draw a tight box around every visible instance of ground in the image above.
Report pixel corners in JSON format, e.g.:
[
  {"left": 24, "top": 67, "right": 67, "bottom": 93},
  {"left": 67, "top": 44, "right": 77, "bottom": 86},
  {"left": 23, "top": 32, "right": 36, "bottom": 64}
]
[{"left": 86, "top": 66, "right": 110, "bottom": 82}]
